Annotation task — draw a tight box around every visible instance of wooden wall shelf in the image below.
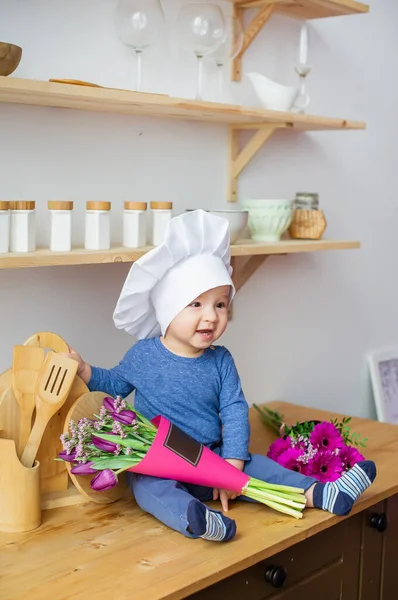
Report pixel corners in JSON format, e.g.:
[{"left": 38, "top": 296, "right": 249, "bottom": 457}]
[
  {"left": 0, "top": 239, "right": 360, "bottom": 272},
  {"left": 0, "top": 77, "right": 364, "bottom": 130},
  {"left": 230, "top": 0, "right": 369, "bottom": 81},
  {"left": 228, "top": 0, "right": 369, "bottom": 19}
]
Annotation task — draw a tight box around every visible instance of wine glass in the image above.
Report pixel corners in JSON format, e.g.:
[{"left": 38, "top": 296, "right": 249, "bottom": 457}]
[
  {"left": 114, "top": 0, "right": 165, "bottom": 92},
  {"left": 207, "top": 14, "right": 244, "bottom": 102},
  {"left": 176, "top": 3, "right": 226, "bottom": 101}
]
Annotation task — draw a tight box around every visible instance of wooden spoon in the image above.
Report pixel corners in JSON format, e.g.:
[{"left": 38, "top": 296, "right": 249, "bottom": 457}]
[
  {"left": 38, "top": 374, "right": 88, "bottom": 494},
  {"left": 12, "top": 346, "right": 45, "bottom": 456},
  {"left": 21, "top": 353, "right": 78, "bottom": 468}
]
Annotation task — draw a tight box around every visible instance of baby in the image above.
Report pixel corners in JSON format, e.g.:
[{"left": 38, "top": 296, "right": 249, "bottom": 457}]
[{"left": 67, "top": 210, "right": 376, "bottom": 542}]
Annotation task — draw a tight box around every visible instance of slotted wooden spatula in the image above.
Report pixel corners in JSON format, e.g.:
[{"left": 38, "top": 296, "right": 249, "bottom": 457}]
[
  {"left": 21, "top": 353, "right": 78, "bottom": 468},
  {"left": 12, "top": 346, "right": 45, "bottom": 456}
]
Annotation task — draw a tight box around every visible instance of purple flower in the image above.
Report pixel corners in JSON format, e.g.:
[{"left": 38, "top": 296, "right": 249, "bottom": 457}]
[
  {"left": 277, "top": 447, "right": 308, "bottom": 473},
  {"left": 71, "top": 462, "right": 97, "bottom": 475},
  {"left": 103, "top": 397, "right": 116, "bottom": 412},
  {"left": 58, "top": 450, "right": 77, "bottom": 463},
  {"left": 112, "top": 410, "right": 136, "bottom": 425},
  {"left": 310, "top": 422, "right": 344, "bottom": 453},
  {"left": 267, "top": 437, "right": 292, "bottom": 461},
  {"left": 90, "top": 469, "right": 118, "bottom": 492},
  {"left": 92, "top": 436, "right": 119, "bottom": 453},
  {"left": 308, "top": 450, "right": 343, "bottom": 482},
  {"left": 340, "top": 445, "right": 365, "bottom": 471}
]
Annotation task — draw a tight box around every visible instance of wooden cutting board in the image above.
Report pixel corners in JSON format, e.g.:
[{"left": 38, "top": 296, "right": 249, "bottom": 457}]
[{"left": 63, "top": 392, "right": 130, "bottom": 504}]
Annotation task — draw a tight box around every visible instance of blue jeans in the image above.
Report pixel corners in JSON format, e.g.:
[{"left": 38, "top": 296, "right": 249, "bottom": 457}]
[{"left": 129, "top": 453, "right": 316, "bottom": 538}]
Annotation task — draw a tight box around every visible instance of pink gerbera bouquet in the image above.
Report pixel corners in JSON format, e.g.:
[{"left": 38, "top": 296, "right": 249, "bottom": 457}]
[{"left": 253, "top": 405, "right": 368, "bottom": 483}]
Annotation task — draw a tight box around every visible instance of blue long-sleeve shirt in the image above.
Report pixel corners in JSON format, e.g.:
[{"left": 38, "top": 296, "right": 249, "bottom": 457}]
[{"left": 88, "top": 336, "right": 250, "bottom": 460}]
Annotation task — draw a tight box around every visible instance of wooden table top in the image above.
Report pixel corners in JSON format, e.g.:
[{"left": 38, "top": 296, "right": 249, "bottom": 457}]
[{"left": 2, "top": 402, "right": 398, "bottom": 600}]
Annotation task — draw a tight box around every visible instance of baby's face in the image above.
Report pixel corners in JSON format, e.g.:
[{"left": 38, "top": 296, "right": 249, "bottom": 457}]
[{"left": 164, "top": 285, "right": 231, "bottom": 356}]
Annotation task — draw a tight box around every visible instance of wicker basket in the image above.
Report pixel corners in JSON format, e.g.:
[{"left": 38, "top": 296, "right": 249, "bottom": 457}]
[{"left": 288, "top": 209, "right": 327, "bottom": 240}]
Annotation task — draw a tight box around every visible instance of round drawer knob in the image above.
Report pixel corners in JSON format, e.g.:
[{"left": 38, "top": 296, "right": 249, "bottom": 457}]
[
  {"left": 264, "top": 565, "right": 287, "bottom": 588},
  {"left": 370, "top": 513, "right": 388, "bottom": 532}
]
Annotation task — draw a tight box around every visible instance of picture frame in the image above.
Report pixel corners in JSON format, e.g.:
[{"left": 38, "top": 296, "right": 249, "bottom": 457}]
[{"left": 368, "top": 347, "right": 398, "bottom": 424}]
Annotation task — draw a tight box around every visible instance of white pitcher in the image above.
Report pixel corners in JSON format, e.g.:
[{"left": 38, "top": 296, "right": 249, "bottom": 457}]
[{"left": 247, "top": 72, "right": 309, "bottom": 112}]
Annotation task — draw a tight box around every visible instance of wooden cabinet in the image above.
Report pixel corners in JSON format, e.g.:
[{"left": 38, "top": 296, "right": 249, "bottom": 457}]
[
  {"left": 359, "top": 494, "right": 398, "bottom": 600},
  {"left": 188, "top": 516, "right": 361, "bottom": 600},
  {"left": 189, "top": 496, "right": 398, "bottom": 600}
]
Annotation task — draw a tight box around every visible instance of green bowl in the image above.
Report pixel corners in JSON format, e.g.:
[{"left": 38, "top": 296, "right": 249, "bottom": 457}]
[{"left": 241, "top": 199, "right": 294, "bottom": 242}]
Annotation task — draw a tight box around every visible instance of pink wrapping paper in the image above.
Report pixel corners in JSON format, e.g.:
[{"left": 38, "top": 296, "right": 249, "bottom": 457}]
[{"left": 128, "top": 416, "right": 249, "bottom": 494}]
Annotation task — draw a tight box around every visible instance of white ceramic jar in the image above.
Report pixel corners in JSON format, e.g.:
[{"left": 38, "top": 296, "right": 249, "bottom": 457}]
[
  {"left": 0, "top": 201, "right": 9, "bottom": 254},
  {"left": 10, "top": 201, "right": 36, "bottom": 253},
  {"left": 123, "top": 202, "right": 147, "bottom": 248},
  {"left": 150, "top": 201, "right": 173, "bottom": 246},
  {"left": 85, "top": 201, "right": 111, "bottom": 250},
  {"left": 48, "top": 201, "right": 73, "bottom": 251}
]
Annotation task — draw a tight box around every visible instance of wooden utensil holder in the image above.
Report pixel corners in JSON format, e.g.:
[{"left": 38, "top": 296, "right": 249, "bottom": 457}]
[
  {"left": 0, "top": 439, "right": 41, "bottom": 532},
  {"left": 288, "top": 209, "right": 327, "bottom": 240}
]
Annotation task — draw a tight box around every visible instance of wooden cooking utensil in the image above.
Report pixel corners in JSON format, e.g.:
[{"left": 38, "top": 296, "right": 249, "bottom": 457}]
[
  {"left": 23, "top": 331, "right": 69, "bottom": 353},
  {"left": 21, "top": 353, "right": 78, "bottom": 468},
  {"left": 63, "top": 391, "right": 130, "bottom": 504},
  {"left": 22, "top": 331, "right": 72, "bottom": 491},
  {"left": 0, "top": 332, "right": 69, "bottom": 403},
  {"left": 12, "top": 346, "right": 45, "bottom": 456},
  {"left": 0, "top": 438, "right": 41, "bottom": 533},
  {"left": 0, "top": 332, "right": 76, "bottom": 493},
  {"left": 49, "top": 78, "right": 102, "bottom": 87},
  {"left": 37, "top": 374, "right": 88, "bottom": 494},
  {"left": 48, "top": 78, "right": 168, "bottom": 97},
  {"left": 0, "top": 386, "right": 19, "bottom": 443}
]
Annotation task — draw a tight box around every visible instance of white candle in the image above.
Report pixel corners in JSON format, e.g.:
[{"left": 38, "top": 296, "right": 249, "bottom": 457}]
[{"left": 299, "top": 24, "right": 308, "bottom": 65}]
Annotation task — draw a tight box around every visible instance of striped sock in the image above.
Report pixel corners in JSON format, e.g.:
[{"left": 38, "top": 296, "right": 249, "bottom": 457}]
[
  {"left": 187, "top": 500, "right": 236, "bottom": 542},
  {"left": 313, "top": 460, "right": 376, "bottom": 516}
]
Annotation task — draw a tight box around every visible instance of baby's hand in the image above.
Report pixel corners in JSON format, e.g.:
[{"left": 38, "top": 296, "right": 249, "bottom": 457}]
[
  {"left": 213, "top": 488, "right": 238, "bottom": 512},
  {"left": 213, "top": 458, "right": 245, "bottom": 512},
  {"left": 62, "top": 347, "right": 92, "bottom": 384}
]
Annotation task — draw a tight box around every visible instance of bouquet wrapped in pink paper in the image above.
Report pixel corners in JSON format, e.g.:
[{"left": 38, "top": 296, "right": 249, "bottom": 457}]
[
  {"left": 253, "top": 404, "right": 368, "bottom": 483},
  {"left": 58, "top": 396, "right": 307, "bottom": 518}
]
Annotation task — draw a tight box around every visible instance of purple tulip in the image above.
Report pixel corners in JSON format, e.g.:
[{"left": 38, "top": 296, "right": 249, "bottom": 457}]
[
  {"left": 71, "top": 462, "right": 97, "bottom": 475},
  {"left": 58, "top": 450, "right": 77, "bottom": 463},
  {"left": 92, "top": 436, "right": 119, "bottom": 453},
  {"left": 90, "top": 469, "right": 118, "bottom": 492},
  {"left": 103, "top": 396, "right": 116, "bottom": 412},
  {"left": 112, "top": 410, "right": 137, "bottom": 425}
]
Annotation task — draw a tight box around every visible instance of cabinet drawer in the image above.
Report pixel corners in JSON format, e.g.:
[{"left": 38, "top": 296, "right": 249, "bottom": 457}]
[{"left": 188, "top": 519, "right": 355, "bottom": 600}]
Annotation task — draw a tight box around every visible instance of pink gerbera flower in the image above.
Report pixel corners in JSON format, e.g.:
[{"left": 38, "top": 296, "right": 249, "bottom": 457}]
[
  {"left": 277, "top": 447, "right": 308, "bottom": 474},
  {"left": 307, "top": 450, "right": 343, "bottom": 482},
  {"left": 267, "top": 436, "right": 292, "bottom": 461},
  {"left": 340, "top": 445, "right": 365, "bottom": 471},
  {"left": 310, "top": 422, "right": 344, "bottom": 453}
]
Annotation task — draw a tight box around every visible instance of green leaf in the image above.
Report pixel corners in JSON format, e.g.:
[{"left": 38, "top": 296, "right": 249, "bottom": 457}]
[
  {"left": 91, "top": 457, "right": 137, "bottom": 469},
  {"left": 95, "top": 433, "right": 150, "bottom": 451}
]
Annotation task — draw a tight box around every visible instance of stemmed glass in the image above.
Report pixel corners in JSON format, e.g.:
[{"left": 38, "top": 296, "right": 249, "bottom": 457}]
[
  {"left": 176, "top": 3, "right": 226, "bottom": 101},
  {"left": 294, "top": 24, "right": 312, "bottom": 113},
  {"left": 114, "top": 0, "right": 165, "bottom": 92},
  {"left": 207, "top": 14, "right": 244, "bottom": 102}
]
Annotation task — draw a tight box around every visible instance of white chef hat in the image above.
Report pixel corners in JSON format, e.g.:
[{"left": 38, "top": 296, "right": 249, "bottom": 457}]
[{"left": 113, "top": 209, "right": 235, "bottom": 339}]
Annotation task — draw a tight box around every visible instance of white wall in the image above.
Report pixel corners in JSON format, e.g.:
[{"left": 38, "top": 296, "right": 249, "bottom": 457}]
[{"left": 1, "top": 0, "right": 397, "bottom": 419}]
